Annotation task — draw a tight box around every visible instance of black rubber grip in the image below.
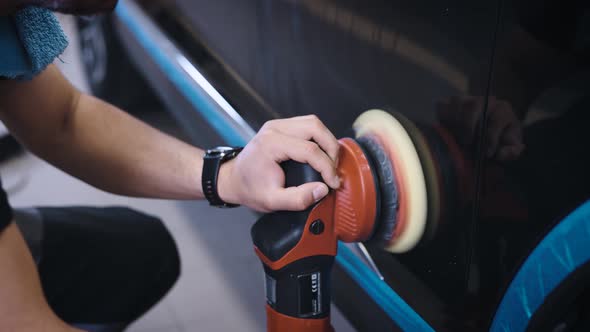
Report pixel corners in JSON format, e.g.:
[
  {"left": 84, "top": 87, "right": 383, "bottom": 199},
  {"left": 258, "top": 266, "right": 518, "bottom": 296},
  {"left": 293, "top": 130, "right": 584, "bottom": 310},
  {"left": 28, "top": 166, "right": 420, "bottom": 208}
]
[{"left": 251, "top": 161, "right": 322, "bottom": 262}]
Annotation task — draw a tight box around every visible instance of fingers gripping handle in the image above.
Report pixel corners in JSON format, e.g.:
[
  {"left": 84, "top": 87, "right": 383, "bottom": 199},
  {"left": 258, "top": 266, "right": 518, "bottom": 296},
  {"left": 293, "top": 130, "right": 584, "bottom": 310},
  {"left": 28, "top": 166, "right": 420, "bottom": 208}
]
[
  {"left": 251, "top": 161, "right": 324, "bottom": 262},
  {"left": 251, "top": 161, "right": 337, "bottom": 332},
  {"left": 282, "top": 160, "right": 324, "bottom": 188},
  {"left": 252, "top": 161, "right": 337, "bottom": 265}
]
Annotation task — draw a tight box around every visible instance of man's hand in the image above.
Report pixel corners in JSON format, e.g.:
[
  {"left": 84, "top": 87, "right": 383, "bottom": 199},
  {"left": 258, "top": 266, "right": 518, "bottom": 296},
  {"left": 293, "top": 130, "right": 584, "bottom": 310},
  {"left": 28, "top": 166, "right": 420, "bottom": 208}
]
[{"left": 218, "top": 115, "right": 341, "bottom": 212}]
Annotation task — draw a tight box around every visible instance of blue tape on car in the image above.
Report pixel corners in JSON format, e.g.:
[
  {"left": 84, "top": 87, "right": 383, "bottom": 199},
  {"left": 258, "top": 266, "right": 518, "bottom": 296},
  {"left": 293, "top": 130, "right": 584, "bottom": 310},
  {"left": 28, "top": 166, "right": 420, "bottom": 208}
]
[
  {"left": 491, "top": 200, "right": 590, "bottom": 331},
  {"left": 115, "top": 1, "right": 247, "bottom": 146},
  {"left": 336, "top": 243, "right": 434, "bottom": 331}
]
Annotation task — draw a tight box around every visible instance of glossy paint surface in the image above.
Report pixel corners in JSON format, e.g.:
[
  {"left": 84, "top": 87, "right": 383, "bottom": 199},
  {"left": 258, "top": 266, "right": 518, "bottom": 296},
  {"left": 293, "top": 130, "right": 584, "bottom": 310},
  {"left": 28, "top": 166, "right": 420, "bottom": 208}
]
[
  {"left": 135, "top": 0, "right": 590, "bottom": 330},
  {"left": 473, "top": 0, "right": 590, "bottom": 330},
  {"left": 162, "top": 1, "right": 498, "bottom": 330}
]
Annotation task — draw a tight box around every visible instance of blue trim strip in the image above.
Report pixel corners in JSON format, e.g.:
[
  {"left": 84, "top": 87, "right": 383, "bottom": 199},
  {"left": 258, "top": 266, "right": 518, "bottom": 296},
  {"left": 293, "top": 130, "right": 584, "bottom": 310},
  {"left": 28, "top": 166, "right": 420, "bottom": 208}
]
[
  {"left": 491, "top": 200, "right": 590, "bottom": 332},
  {"left": 337, "top": 243, "right": 434, "bottom": 331},
  {"left": 116, "top": 1, "right": 432, "bottom": 330},
  {"left": 115, "top": 1, "right": 246, "bottom": 146}
]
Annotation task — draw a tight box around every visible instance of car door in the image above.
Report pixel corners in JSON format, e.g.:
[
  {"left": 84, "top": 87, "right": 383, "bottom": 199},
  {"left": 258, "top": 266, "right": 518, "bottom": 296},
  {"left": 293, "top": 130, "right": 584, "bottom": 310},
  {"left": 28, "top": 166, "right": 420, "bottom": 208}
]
[
  {"left": 113, "top": 0, "right": 519, "bottom": 330},
  {"left": 163, "top": 1, "right": 500, "bottom": 330}
]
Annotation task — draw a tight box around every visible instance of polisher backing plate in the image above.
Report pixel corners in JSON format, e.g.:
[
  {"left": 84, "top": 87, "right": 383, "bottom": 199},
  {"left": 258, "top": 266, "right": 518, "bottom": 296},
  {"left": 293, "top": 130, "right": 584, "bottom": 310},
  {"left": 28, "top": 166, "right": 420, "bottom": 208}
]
[
  {"left": 393, "top": 112, "right": 442, "bottom": 243},
  {"left": 356, "top": 135, "right": 398, "bottom": 246},
  {"left": 353, "top": 109, "right": 428, "bottom": 253},
  {"left": 360, "top": 133, "right": 409, "bottom": 249}
]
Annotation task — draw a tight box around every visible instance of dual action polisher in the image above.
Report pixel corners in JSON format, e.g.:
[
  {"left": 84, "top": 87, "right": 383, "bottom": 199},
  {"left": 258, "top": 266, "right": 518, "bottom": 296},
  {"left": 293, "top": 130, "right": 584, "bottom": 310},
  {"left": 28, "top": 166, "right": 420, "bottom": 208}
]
[{"left": 251, "top": 109, "right": 466, "bottom": 332}]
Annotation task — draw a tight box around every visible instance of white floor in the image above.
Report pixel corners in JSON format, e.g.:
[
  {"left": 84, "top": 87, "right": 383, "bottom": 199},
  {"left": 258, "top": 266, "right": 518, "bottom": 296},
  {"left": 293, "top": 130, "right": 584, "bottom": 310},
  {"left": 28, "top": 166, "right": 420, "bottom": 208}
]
[{"left": 0, "top": 14, "right": 356, "bottom": 332}]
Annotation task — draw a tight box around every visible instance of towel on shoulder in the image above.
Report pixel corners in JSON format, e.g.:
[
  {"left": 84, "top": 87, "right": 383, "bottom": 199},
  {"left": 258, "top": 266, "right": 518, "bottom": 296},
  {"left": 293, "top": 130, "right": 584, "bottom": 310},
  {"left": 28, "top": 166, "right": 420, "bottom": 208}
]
[{"left": 0, "top": 6, "right": 68, "bottom": 80}]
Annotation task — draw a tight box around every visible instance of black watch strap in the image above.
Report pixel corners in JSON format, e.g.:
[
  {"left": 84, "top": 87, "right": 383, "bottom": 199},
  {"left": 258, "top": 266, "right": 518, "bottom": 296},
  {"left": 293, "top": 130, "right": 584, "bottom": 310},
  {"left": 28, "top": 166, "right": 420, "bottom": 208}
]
[{"left": 202, "top": 148, "right": 242, "bottom": 208}]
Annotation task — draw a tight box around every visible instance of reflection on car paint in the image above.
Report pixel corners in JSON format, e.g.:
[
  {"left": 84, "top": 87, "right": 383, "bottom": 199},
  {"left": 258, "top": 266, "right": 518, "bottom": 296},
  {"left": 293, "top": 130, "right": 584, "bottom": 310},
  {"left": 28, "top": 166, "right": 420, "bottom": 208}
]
[{"left": 283, "top": 0, "right": 469, "bottom": 92}]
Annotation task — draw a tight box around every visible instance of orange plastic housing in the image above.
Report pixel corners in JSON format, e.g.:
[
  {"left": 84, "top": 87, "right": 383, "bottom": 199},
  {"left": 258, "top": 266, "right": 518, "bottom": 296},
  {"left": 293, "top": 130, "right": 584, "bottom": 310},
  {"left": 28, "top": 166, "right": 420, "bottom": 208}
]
[
  {"left": 334, "top": 138, "right": 378, "bottom": 243},
  {"left": 266, "top": 305, "right": 334, "bottom": 332},
  {"left": 254, "top": 138, "right": 379, "bottom": 271},
  {"left": 254, "top": 138, "right": 379, "bottom": 332},
  {"left": 254, "top": 193, "right": 338, "bottom": 270}
]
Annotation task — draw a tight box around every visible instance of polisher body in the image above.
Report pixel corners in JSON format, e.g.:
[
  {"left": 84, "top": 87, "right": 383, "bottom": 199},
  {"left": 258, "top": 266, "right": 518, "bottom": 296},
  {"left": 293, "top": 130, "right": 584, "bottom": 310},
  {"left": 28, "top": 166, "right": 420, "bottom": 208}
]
[
  {"left": 251, "top": 109, "right": 458, "bottom": 331},
  {"left": 251, "top": 138, "right": 380, "bottom": 332}
]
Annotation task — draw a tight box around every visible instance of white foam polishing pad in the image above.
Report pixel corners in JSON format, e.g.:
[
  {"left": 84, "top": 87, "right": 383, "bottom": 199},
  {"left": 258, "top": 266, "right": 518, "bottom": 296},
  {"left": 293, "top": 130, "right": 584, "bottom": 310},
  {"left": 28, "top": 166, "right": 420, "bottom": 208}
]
[{"left": 353, "top": 109, "right": 428, "bottom": 253}]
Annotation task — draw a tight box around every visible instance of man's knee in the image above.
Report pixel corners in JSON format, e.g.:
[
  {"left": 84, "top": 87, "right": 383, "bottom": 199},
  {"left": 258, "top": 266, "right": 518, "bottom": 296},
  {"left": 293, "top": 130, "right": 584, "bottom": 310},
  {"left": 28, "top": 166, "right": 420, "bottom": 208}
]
[
  {"left": 36, "top": 206, "right": 181, "bottom": 323},
  {"left": 127, "top": 208, "right": 181, "bottom": 298},
  {"left": 98, "top": 207, "right": 181, "bottom": 299}
]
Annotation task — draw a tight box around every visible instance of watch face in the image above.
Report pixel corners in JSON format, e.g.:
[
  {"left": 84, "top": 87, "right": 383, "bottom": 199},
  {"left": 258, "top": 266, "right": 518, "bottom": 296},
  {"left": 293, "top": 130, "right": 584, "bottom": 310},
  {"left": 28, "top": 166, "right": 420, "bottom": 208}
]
[
  {"left": 206, "top": 146, "right": 242, "bottom": 158},
  {"left": 206, "top": 146, "right": 235, "bottom": 156}
]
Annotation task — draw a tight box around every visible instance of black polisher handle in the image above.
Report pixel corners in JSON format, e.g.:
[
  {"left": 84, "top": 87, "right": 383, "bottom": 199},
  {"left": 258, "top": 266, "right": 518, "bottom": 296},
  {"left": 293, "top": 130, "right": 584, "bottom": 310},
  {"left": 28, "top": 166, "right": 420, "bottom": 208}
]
[
  {"left": 252, "top": 161, "right": 322, "bottom": 261},
  {"left": 251, "top": 161, "right": 334, "bottom": 319}
]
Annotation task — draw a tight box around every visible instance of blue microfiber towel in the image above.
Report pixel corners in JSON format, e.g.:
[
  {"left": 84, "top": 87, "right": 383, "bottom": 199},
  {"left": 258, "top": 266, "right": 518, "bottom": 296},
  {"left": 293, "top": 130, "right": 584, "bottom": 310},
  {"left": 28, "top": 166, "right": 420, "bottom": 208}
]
[{"left": 0, "top": 7, "right": 68, "bottom": 80}]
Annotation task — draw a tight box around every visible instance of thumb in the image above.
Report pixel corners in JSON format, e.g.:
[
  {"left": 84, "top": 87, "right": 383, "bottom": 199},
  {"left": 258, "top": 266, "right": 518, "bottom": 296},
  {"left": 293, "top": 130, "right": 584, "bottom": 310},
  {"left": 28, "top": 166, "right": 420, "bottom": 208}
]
[{"left": 268, "top": 182, "right": 329, "bottom": 211}]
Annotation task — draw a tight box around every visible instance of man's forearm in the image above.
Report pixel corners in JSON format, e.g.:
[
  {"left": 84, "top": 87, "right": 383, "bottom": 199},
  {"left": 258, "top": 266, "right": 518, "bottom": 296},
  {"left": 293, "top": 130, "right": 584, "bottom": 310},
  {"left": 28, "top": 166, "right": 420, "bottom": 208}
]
[
  {"left": 1, "top": 65, "right": 343, "bottom": 211},
  {"left": 1, "top": 0, "right": 117, "bottom": 15},
  {"left": 0, "top": 65, "right": 208, "bottom": 200},
  {"left": 48, "top": 92, "right": 208, "bottom": 200}
]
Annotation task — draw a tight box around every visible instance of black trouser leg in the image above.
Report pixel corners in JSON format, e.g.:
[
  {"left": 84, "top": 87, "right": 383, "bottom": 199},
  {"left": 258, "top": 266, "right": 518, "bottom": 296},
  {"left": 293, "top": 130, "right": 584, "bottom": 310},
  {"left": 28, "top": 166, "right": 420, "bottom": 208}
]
[{"left": 15, "top": 206, "right": 181, "bottom": 330}]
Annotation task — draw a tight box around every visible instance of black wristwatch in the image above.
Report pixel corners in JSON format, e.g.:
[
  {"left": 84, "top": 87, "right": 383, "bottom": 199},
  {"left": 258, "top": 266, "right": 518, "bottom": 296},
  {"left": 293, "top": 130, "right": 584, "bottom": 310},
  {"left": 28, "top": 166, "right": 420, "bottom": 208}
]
[{"left": 202, "top": 146, "right": 243, "bottom": 208}]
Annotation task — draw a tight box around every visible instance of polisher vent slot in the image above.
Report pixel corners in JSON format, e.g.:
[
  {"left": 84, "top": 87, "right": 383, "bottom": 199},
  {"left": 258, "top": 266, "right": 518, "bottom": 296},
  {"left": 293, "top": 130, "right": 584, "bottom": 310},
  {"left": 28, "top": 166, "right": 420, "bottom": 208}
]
[
  {"left": 333, "top": 137, "right": 378, "bottom": 243},
  {"left": 335, "top": 183, "right": 360, "bottom": 237}
]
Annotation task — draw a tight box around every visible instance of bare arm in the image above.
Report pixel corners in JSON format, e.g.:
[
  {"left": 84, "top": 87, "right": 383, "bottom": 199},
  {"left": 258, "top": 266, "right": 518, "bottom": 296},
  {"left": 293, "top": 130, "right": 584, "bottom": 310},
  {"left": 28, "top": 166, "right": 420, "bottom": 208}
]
[
  {"left": 0, "top": 65, "right": 341, "bottom": 210},
  {"left": 0, "top": 222, "right": 81, "bottom": 332},
  {"left": 0, "top": 65, "right": 206, "bottom": 200}
]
